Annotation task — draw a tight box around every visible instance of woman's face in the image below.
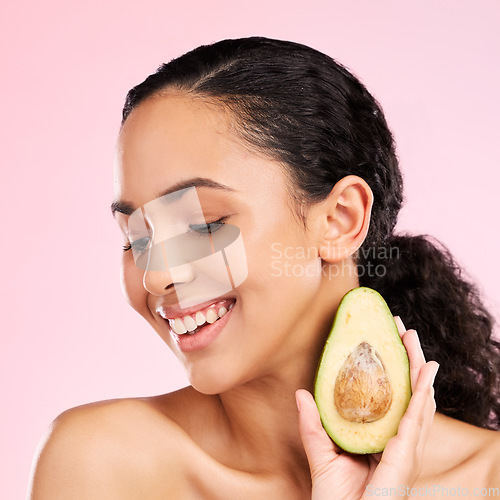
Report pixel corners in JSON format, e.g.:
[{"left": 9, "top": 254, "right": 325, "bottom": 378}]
[{"left": 113, "top": 93, "right": 327, "bottom": 393}]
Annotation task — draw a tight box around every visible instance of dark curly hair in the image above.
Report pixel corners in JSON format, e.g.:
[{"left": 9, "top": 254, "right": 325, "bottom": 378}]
[{"left": 121, "top": 36, "right": 500, "bottom": 430}]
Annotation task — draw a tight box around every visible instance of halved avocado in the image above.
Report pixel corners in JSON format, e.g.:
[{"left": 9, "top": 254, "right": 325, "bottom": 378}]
[{"left": 314, "top": 287, "right": 411, "bottom": 454}]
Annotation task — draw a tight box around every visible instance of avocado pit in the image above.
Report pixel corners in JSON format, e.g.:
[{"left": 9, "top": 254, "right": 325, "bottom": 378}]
[{"left": 334, "top": 342, "right": 392, "bottom": 423}]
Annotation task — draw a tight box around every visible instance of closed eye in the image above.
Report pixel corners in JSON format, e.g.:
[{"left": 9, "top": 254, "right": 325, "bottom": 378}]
[
  {"left": 122, "top": 218, "right": 227, "bottom": 252},
  {"left": 189, "top": 218, "right": 226, "bottom": 236},
  {"left": 122, "top": 236, "right": 151, "bottom": 253}
]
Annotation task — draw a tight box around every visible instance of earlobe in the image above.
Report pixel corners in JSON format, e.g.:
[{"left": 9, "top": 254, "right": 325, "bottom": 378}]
[{"left": 318, "top": 175, "right": 373, "bottom": 263}]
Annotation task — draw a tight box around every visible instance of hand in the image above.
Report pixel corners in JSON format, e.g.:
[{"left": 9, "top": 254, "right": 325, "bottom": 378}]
[{"left": 296, "top": 317, "right": 439, "bottom": 500}]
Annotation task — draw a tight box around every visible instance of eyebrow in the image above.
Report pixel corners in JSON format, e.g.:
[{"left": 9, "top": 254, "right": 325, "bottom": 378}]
[{"left": 110, "top": 177, "right": 235, "bottom": 217}]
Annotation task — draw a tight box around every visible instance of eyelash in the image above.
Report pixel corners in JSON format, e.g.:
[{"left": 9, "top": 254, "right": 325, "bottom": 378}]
[
  {"left": 122, "top": 217, "right": 227, "bottom": 252},
  {"left": 189, "top": 217, "right": 226, "bottom": 237}
]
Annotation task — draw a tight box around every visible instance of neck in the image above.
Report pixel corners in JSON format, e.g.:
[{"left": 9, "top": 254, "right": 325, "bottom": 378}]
[
  {"left": 221, "top": 389, "right": 302, "bottom": 472},
  {"left": 215, "top": 261, "right": 358, "bottom": 474},
  {"left": 217, "top": 359, "right": 314, "bottom": 472}
]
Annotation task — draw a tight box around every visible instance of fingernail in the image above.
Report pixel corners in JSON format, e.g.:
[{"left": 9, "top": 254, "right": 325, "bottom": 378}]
[
  {"left": 394, "top": 316, "right": 406, "bottom": 331},
  {"left": 430, "top": 362, "right": 440, "bottom": 385},
  {"left": 295, "top": 392, "right": 301, "bottom": 413}
]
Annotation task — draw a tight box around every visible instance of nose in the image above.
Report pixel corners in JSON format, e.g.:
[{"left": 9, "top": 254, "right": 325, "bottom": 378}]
[
  {"left": 143, "top": 268, "right": 174, "bottom": 296},
  {"left": 143, "top": 265, "right": 197, "bottom": 296},
  {"left": 142, "top": 240, "right": 195, "bottom": 296}
]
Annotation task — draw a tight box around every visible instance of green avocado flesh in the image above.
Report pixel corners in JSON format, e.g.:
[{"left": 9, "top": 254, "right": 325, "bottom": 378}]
[{"left": 314, "top": 287, "right": 411, "bottom": 454}]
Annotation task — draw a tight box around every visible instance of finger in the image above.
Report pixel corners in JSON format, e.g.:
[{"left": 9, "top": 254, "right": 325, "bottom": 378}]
[
  {"left": 415, "top": 365, "right": 438, "bottom": 458},
  {"left": 402, "top": 329, "right": 427, "bottom": 390},
  {"left": 394, "top": 316, "right": 406, "bottom": 338},
  {"left": 371, "top": 361, "right": 439, "bottom": 488},
  {"left": 391, "top": 361, "right": 439, "bottom": 462},
  {"left": 414, "top": 388, "right": 437, "bottom": 462},
  {"left": 393, "top": 318, "right": 423, "bottom": 390},
  {"left": 296, "top": 389, "right": 340, "bottom": 477}
]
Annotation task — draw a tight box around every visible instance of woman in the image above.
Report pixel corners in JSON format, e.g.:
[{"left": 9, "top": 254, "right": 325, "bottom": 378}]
[{"left": 29, "top": 37, "right": 499, "bottom": 498}]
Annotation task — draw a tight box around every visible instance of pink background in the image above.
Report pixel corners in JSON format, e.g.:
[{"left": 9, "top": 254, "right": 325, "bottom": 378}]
[{"left": 2, "top": 1, "right": 499, "bottom": 498}]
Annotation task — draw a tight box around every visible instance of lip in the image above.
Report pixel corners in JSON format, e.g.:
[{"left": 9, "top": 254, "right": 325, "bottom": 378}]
[{"left": 167, "top": 300, "right": 235, "bottom": 353}]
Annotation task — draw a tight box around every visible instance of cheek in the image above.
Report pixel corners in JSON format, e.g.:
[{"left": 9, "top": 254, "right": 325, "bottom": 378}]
[
  {"left": 241, "top": 222, "right": 322, "bottom": 323},
  {"left": 246, "top": 219, "right": 321, "bottom": 290},
  {"left": 120, "top": 256, "right": 148, "bottom": 314}
]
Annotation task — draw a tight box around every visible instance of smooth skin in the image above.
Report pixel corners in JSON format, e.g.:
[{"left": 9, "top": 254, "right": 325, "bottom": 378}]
[{"left": 29, "top": 94, "right": 500, "bottom": 499}]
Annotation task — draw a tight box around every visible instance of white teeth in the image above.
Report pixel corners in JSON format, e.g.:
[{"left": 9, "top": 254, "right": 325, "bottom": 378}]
[
  {"left": 173, "top": 318, "right": 187, "bottom": 335},
  {"left": 206, "top": 308, "right": 218, "bottom": 324},
  {"left": 183, "top": 315, "right": 197, "bottom": 332},
  {"left": 195, "top": 311, "right": 206, "bottom": 326},
  {"left": 167, "top": 300, "right": 235, "bottom": 334}
]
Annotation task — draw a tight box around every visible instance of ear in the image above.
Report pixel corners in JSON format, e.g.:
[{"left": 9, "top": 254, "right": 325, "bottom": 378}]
[{"left": 314, "top": 175, "right": 373, "bottom": 262}]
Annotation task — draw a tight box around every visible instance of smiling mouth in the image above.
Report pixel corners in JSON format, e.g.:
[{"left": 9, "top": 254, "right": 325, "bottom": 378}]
[{"left": 159, "top": 298, "right": 236, "bottom": 335}]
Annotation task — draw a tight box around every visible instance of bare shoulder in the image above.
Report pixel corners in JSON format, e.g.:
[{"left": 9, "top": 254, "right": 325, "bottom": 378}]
[
  {"left": 463, "top": 423, "right": 500, "bottom": 490},
  {"left": 459, "top": 419, "right": 500, "bottom": 488},
  {"left": 482, "top": 427, "right": 500, "bottom": 488},
  {"left": 28, "top": 391, "right": 197, "bottom": 499},
  {"left": 420, "top": 413, "right": 500, "bottom": 490}
]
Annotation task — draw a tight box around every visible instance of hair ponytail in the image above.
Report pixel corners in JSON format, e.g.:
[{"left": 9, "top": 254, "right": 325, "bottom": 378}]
[
  {"left": 122, "top": 36, "right": 500, "bottom": 430},
  {"left": 359, "top": 233, "right": 500, "bottom": 430}
]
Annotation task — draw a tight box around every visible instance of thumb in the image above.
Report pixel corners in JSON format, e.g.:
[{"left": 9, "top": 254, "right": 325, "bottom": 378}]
[{"left": 296, "top": 389, "right": 341, "bottom": 477}]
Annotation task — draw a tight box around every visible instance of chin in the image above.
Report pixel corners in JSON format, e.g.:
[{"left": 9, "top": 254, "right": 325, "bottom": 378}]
[
  {"left": 188, "top": 372, "right": 234, "bottom": 395},
  {"left": 186, "top": 360, "right": 246, "bottom": 395}
]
